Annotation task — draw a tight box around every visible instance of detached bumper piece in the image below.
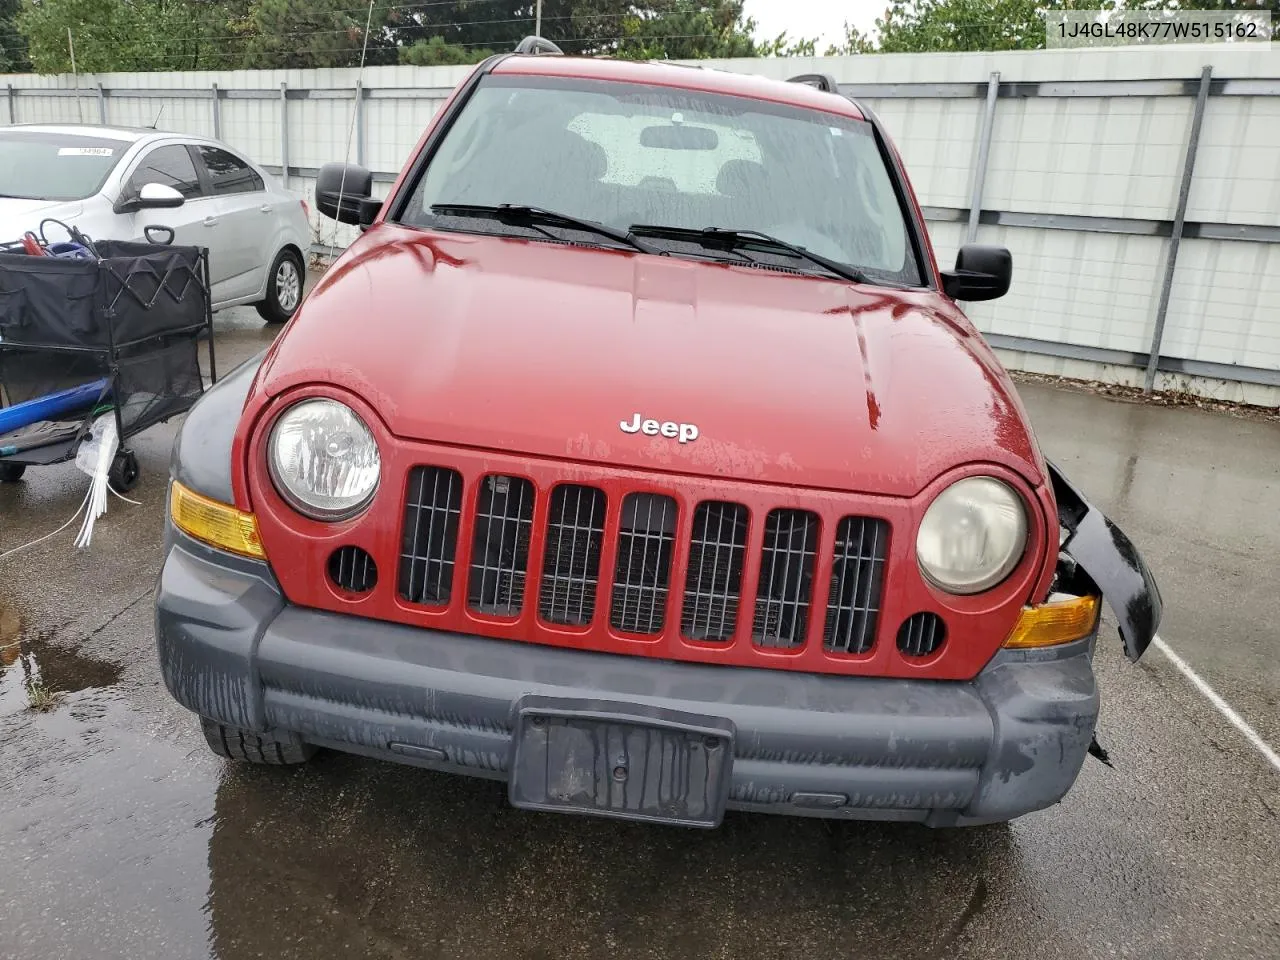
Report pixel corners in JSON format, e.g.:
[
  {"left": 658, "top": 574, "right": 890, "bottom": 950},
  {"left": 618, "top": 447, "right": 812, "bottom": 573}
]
[{"left": 157, "top": 532, "right": 1099, "bottom": 827}]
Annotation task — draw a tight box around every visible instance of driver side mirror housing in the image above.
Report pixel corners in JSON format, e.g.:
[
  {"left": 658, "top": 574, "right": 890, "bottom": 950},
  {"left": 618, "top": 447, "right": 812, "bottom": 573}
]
[
  {"left": 941, "top": 244, "right": 1012, "bottom": 302},
  {"left": 115, "top": 181, "right": 185, "bottom": 214},
  {"left": 316, "top": 162, "right": 381, "bottom": 226}
]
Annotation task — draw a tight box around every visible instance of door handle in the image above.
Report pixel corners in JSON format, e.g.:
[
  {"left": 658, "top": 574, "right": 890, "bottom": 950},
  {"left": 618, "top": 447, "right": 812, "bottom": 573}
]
[
  {"left": 260, "top": 203, "right": 271, "bottom": 213},
  {"left": 203, "top": 216, "right": 218, "bottom": 227}
]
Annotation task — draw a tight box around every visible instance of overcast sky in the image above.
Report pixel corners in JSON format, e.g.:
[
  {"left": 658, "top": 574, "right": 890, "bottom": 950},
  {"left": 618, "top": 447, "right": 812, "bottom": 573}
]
[{"left": 743, "top": 0, "right": 886, "bottom": 50}]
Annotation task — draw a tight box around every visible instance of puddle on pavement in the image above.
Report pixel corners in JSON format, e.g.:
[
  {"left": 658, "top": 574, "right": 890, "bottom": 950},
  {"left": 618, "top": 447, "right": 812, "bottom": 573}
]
[{"left": 0, "top": 601, "right": 123, "bottom": 715}]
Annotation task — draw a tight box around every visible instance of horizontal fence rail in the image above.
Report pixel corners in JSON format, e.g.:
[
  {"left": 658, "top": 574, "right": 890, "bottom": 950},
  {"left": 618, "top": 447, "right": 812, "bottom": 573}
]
[{"left": 2, "top": 46, "right": 1278, "bottom": 400}]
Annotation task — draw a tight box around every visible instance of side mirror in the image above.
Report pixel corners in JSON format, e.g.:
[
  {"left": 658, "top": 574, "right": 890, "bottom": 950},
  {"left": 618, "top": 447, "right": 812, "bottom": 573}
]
[
  {"left": 941, "top": 244, "right": 1012, "bottom": 302},
  {"left": 122, "top": 182, "right": 185, "bottom": 212},
  {"left": 316, "top": 162, "right": 380, "bottom": 226}
]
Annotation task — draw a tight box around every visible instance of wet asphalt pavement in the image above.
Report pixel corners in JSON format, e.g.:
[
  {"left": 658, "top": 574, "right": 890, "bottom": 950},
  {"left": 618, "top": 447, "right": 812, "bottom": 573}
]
[{"left": 2, "top": 304, "right": 1279, "bottom": 960}]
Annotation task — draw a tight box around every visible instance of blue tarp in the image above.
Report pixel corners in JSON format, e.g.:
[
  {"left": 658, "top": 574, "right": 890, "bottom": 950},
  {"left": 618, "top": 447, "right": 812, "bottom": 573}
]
[{"left": 0, "top": 378, "right": 108, "bottom": 436}]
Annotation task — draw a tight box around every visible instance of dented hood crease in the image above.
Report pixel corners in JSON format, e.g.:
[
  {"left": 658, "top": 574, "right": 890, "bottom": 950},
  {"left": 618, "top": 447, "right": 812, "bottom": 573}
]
[{"left": 259, "top": 226, "right": 1043, "bottom": 498}]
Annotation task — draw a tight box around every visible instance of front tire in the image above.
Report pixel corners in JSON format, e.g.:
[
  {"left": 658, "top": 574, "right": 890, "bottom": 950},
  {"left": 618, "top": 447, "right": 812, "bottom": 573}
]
[
  {"left": 255, "top": 248, "right": 305, "bottom": 325},
  {"left": 200, "top": 717, "right": 316, "bottom": 765}
]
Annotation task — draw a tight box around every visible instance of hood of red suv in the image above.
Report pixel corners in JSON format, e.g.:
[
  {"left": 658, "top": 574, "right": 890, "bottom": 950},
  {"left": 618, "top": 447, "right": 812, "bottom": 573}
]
[{"left": 256, "top": 225, "right": 1044, "bottom": 498}]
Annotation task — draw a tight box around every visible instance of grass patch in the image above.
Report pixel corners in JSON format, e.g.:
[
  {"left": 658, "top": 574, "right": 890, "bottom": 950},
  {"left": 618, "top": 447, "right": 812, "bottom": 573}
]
[{"left": 25, "top": 678, "right": 61, "bottom": 712}]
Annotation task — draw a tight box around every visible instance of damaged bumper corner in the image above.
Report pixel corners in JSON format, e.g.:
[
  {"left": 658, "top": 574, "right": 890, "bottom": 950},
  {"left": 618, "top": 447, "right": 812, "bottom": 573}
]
[{"left": 1048, "top": 461, "right": 1163, "bottom": 661}]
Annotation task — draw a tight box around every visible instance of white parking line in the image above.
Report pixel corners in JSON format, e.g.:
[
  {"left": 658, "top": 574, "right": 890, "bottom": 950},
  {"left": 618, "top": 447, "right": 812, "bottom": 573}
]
[{"left": 1153, "top": 634, "right": 1280, "bottom": 775}]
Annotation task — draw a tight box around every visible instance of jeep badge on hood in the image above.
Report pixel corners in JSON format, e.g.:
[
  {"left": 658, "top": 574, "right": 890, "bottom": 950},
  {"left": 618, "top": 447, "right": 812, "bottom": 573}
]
[{"left": 620, "top": 413, "right": 699, "bottom": 443}]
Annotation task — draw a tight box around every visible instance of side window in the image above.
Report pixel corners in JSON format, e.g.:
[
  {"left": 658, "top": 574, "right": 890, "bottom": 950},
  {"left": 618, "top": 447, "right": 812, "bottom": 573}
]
[
  {"left": 126, "top": 144, "right": 202, "bottom": 199},
  {"left": 195, "top": 145, "right": 264, "bottom": 196}
]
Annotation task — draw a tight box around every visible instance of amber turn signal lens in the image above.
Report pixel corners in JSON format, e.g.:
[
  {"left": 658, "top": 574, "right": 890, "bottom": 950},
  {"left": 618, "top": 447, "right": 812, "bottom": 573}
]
[
  {"left": 169, "top": 481, "right": 266, "bottom": 560},
  {"left": 1003, "top": 594, "right": 1100, "bottom": 649}
]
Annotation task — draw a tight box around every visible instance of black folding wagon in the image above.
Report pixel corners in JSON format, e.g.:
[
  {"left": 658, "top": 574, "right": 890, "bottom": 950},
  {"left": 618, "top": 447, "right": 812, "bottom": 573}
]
[{"left": 0, "top": 237, "right": 215, "bottom": 490}]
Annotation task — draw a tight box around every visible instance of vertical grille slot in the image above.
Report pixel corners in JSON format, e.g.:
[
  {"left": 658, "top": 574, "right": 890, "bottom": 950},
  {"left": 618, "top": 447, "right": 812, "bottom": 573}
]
[
  {"left": 610, "top": 493, "right": 677, "bottom": 635},
  {"left": 681, "top": 502, "right": 748, "bottom": 642},
  {"left": 398, "top": 466, "right": 463, "bottom": 606},
  {"left": 752, "top": 509, "right": 819, "bottom": 648},
  {"left": 898, "top": 612, "right": 946, "bottom": 658},
  {"left": 538, "top": 485, "right": 607, "bottom": 626},
  {"left": 468, "top": 474, "right": 534, "bottom": 616},
  {"left": 329, "top": 546, "right": 377, "bottom": 594},
  {"left": 823, "top": 516, "right": 889, "bottom": 653}
]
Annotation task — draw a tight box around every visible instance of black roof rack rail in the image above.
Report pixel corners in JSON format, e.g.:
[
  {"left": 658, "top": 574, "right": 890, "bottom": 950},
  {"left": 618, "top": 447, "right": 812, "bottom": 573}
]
[
  {"left": 786, "top": 73, "right": 840, "bottom": 94},
  {"left": 514, "top": 36, "right": 563, "bottom": 55}
]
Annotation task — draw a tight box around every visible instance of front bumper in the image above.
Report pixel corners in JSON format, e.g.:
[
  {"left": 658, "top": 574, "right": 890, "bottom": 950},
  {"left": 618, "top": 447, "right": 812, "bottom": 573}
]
[{"left": 156, "top": 530, "right": 1100, "bottom": 826}]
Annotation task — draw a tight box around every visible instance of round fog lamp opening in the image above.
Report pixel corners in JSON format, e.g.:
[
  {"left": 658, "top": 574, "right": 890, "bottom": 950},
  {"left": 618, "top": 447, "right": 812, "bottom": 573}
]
[
  {"left": 268, "top": 398, "right": 381, "bottom": 521},
  {"left": 916, "top": 476, "right": 1027, "bottom": 595}
]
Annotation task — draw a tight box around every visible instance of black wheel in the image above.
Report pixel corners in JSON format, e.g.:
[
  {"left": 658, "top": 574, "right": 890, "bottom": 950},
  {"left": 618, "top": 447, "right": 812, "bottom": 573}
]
[
  {"left": 200, "top": 717, "right": 316, "bottom": 765},
  {"left": 0, "top": 462, "right": 26, "bottom": 482},
  {"left": 255, "top": 248, "right": 305, "bottom": 324},
  {"left": 108, "top": 449, "right": 139, "bottom": 493}
]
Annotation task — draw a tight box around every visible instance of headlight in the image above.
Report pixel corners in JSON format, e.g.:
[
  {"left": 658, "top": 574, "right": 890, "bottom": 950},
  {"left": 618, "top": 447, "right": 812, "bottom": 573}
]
[
  {"left": 267, "top": 398, "right": 380, "bottom": 521},
  {"left": 916, "top": 476, "right": 1027, "bottom": 594}
]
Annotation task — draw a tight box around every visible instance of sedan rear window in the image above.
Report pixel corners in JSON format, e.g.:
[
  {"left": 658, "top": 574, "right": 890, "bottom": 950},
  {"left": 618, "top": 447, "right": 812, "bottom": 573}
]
[
  {"left": 402, "top": 75, "right": 921, "bottom": 286},
  {"left": 0, "top": 131, "right": 127, "bottom": 201},
  {"left": 196, "top": 145, "right": 264, "bottom": 196}
]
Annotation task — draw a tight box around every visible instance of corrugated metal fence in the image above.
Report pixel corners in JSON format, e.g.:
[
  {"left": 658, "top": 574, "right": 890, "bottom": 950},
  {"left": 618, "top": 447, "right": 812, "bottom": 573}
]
[{"left": 3, "top": 45, "right": 1278, "bottom": 403}]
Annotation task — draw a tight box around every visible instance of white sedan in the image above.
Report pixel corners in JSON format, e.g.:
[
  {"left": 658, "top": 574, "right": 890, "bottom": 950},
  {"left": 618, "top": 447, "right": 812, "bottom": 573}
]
[{"left": 0, "top": 124, "right": 312, "bottom": 323}]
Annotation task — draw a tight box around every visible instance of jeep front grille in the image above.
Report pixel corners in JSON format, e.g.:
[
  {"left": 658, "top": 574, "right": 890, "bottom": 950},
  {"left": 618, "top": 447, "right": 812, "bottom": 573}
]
[
  {"left": 752, "top": 509, "right": 819, "bottom": 649},
  {"left": 468, "top": 474, "right": 534, "bottom": 616},
  {"left": 681, "top": 502, "right": 748, "bottom": 642},
  {"left": 610, "top": 493, "right": 677, "bottom": 635},
  {"left": 398, "top": 468, "right": 891, "bottom": 658},
  {"left": 538, "top": 485, "right": 607, "bottom": 626},
  {"left": 824, "top": 516, "right": 890, "bottom": 654},
  {"left": 398, "top": 466, "right": 463, "bottom": 606}
]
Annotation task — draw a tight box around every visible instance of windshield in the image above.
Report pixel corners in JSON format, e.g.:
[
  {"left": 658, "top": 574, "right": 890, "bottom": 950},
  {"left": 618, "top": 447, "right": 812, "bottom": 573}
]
[
  {"left": 401, "top": 75, "right": 921, "bottom": 286},
  {"left": 0, "top": 131, "right": 128, "bottom": 202}
]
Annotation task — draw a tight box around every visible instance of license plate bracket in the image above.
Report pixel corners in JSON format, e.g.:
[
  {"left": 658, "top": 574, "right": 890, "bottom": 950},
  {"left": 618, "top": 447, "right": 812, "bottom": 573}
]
[{"left": 508, "top": 698, "right": 735, "bottom": 828}]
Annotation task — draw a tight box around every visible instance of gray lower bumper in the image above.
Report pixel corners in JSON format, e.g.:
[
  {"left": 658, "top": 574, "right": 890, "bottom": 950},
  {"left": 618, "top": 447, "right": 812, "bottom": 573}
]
[{"left": 155, "top": 532, "right": 1100, "bottom": 826}]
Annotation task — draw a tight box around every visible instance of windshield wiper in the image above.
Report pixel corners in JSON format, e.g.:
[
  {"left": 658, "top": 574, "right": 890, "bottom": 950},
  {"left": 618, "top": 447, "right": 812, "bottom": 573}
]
[
  {"left": 430, "top": 203, "right": 659, "bottom": 255},
  {"left": 629, "top": 224, "right": 866, "bottom": 284}
]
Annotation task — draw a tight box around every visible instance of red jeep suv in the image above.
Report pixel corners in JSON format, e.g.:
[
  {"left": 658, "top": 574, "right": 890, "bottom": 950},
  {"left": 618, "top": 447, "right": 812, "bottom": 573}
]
[{"left": 156, "top": 41, "right": 1161, "bottom": 827}]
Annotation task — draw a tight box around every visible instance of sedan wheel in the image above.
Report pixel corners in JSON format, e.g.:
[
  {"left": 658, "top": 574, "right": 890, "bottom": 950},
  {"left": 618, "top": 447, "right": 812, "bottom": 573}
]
[{"left": 255, "top": 249, "right": 305, "bottom": 324}]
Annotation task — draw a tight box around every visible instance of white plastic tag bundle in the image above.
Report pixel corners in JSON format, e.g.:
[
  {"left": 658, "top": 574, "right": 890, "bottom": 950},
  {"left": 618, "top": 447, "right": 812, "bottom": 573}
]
[{"left": 74, "top": 413, "right": 120, "bottom": 549}]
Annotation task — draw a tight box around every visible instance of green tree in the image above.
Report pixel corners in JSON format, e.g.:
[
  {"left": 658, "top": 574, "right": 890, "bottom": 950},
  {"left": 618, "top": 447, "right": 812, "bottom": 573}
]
[
  {"left": 14, "top": 0, "right": 811, "bottom": 75},
  {"left": 869, "top": 0, "right": 1055, "bottom": 53},
  {"left": 0, "top": 0, "right": 29, "bottom": 71},
  {"left": 757, "top": 32, "right": 819, "bottom": 57},
  {"left": 612, "top": 0, "right": 762, "bottom": 59},
  {"left": 20, "top": 0, "right": 248, "bottom": 72},
  {"left": 827, "top": 0, "right": 1277, "bottom": 53},
  {"left": 824, "top": 21, "right": 876, "bottom": 55},
  {"left": 239, "top": 0, "right": 398, "bottom": 69},
  {"left": 399, "top": 35, "right": 493, "bottom": 65},
  {"left": 1157, "top": 0, "right": 1279, "bottom": 39}
]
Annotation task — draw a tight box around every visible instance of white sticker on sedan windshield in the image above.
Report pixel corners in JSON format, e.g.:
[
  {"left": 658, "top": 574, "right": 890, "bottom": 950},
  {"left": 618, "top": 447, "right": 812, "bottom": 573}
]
[
  {"left": 57, "top": 146, "right": 114, "bottom": 157},
  {"left": 830, "top": 127, "right": 843, "bottom": 137}
]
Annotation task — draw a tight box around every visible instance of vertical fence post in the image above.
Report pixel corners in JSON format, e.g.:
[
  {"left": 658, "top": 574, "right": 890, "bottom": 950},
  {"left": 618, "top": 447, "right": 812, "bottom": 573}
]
[
  {"left": 1145, "top": 64, "right": 1213, "bottom": 393},
  {"left": 966, "top": 71, "right": 1001, "bottom": 243},
  {"left": 95, "top": 82, "right": 106, "bottom": 124},
  {"left": 355, "top": 80, "right": 366, "bottom": 167},
  {"left": 279, "top": 81, "right": 289, "bottom": 188},
  {"left": 211, "top": 82, "right": 221, "bottom": 139},
  {"left": 5, "top": 84, "right": 14, "bottom": 126}
]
